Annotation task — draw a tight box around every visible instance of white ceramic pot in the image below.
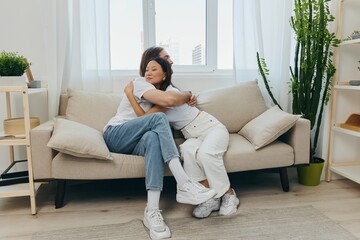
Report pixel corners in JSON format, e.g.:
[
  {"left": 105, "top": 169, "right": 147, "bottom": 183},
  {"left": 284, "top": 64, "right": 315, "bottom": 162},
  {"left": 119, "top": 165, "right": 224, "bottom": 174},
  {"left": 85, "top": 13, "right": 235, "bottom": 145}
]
[{"left": 0, "top": 75, "right": 26, "bottom": 86}]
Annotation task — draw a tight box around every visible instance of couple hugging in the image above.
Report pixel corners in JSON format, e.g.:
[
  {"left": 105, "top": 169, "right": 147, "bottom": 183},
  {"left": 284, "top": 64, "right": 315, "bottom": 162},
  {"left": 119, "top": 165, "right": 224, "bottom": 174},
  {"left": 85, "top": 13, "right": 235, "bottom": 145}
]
[{"left": 103, "top": 47, "right": 239, "bottom": 240}]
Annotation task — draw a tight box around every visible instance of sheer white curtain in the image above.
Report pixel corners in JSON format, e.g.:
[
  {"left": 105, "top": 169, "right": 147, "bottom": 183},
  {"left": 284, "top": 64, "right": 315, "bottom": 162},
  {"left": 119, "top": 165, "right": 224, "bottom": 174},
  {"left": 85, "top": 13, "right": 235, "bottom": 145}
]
[
  {"left": 56, "top": 0, "right": 112, "bottom": 91},
  {"left": 50, "top": 0, "right": 112, "bottom": 117},
  {"left": 233, "top": 0, "right": 293, "bottom": 111}
]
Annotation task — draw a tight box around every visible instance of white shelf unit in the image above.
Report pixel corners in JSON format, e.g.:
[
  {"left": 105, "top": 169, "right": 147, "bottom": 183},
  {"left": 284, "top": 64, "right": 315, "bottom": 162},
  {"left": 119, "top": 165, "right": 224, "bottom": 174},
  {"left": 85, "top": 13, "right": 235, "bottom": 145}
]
[
  {"left": 325, "top": 0, "right": 360, "bottom": 184},
  {"left": 0, "top": 80, "right": 37, "bottom": 214}
]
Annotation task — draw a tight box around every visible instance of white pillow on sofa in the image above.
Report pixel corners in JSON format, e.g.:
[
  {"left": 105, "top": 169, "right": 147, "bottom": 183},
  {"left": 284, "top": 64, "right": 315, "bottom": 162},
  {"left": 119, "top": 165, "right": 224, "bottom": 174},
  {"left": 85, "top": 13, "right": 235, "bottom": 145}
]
[
  {"left": 197, "top": 81, "right": 267, "bottom": 133},
  {"left": 66, "top": 88, "right": 121, "bottom": 132},
  {"left": 239, "top": 105, "right": 301, "bottom": 150},
  {"left": 47, "top": 118, "right": 113, "bottom": 160}
]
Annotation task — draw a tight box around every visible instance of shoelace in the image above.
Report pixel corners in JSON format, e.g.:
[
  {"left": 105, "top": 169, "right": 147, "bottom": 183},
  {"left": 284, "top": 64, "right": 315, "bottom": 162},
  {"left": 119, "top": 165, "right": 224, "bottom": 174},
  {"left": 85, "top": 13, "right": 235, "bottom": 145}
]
[{"left": 148, "top": 209, "right": 164, "bottom": 227}]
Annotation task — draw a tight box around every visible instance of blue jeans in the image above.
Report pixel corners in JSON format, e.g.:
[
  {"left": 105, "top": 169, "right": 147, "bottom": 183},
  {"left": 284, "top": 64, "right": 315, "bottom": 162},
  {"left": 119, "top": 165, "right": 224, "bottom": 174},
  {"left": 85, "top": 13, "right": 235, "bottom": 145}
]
[{"left": 103, "top": 112, "right": 179, "bottom": 191}]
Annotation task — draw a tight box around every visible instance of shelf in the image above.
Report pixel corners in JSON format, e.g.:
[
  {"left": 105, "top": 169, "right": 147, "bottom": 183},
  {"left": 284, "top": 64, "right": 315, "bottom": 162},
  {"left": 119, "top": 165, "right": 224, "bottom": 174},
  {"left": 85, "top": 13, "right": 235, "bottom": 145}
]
[
  {"left": 330, "top": 164, "right": 360, "bottom": 184},
  {"left": 340, "top": 38, "right": 360, "bottom": 46},
  {"left": 0, "top": 83, "right": 37, "bottom": 214},
  {"left": 334, "top": 83, "right": 360, "bottom": 91},
  {"left": 0, "top": 137, "right": 28, "bottom": 146},
  {"left": 326, "top": 1, "right": 360, "bottom": 186},
  {"left": 332, "top": 126, "right": 360, "bottom": 138},
  {"left": 0, "top": 131, "right": 28, "bottom": 145},
  {"left": 0, "top": 183, "right": 41, "bottom": 197},
  {"left": 0, "top": 186, "right": 32, "bottom": 198}
]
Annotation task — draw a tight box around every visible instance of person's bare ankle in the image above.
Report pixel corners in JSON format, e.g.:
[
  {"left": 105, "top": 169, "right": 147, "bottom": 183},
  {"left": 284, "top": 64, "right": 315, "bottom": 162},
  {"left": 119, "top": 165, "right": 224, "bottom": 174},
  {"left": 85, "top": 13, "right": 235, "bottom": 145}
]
[
  {"left": 225, "top": 188, "right": 234, "bottom": 194},
  {"left": 199, "top": 179, "right": 209, "bottom": 188}
]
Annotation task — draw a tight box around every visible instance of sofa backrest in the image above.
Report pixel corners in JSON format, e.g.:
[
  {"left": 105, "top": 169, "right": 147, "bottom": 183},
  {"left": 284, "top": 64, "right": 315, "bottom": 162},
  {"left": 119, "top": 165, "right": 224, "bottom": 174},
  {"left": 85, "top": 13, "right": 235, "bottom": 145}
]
[
  {"left": 197, "top": 81, "right": 267, "bottom": 133},
  {"left": 59, "top": 81, "right": 267, "bottom": 133},
  {"left": 62, "top": 88, "right": 121, "bottom": 132}
]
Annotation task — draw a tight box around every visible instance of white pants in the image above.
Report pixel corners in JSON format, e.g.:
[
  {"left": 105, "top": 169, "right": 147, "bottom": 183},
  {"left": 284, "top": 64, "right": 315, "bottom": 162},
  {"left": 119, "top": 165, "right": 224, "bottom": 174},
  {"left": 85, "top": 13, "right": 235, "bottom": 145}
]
[{"left": 180, "top": 111, "right": 230, "bottom": 198}]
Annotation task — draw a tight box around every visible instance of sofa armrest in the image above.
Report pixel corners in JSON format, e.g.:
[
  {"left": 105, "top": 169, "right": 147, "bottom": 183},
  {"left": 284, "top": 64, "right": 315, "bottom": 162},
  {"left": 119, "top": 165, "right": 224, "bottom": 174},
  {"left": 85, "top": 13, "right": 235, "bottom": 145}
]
[
  {"left": 280, "top": 118, "right": 310, "bottom": 165},
  {"left": 30, "top": 119, "right": 56, "bottom": 180}
]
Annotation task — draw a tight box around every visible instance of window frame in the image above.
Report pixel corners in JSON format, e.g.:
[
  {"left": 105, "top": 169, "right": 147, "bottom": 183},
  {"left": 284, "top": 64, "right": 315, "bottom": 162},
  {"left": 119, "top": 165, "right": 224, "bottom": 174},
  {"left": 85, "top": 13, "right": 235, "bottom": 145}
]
[{"left": 111, "top": 0, "right": 231, "bottom": 76}]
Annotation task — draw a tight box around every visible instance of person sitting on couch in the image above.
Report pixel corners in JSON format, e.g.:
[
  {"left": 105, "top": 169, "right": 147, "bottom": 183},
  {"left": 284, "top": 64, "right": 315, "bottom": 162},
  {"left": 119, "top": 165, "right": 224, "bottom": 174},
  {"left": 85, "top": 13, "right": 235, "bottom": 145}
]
[
  {"left": 126, "top": 55, "right": 240, "bottom": 218},
  {"left": 103, "top": 69, "right": 216, "bottom": 239}
]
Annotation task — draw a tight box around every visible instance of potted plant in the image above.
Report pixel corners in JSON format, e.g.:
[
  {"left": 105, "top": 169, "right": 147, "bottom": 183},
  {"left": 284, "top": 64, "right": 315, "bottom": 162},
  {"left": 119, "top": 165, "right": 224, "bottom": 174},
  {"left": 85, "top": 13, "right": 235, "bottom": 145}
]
[
  {"left": 257, "top": 0, "right": 340, "bottom": 186},
  {"left": 0, "top": 51, "right": 30, "bottom": 86}
]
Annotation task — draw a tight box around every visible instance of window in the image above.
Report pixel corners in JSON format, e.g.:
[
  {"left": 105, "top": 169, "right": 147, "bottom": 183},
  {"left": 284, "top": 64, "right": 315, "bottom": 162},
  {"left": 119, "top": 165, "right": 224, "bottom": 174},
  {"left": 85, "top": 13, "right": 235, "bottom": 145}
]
[
  {"left": 110, "top": 0, "right": 233, "bottom": 73},
  {"left": 110, "top": 0, "right": 143, "bottom": 70},
  {"left": 155, "top": 0, "right": 206, "bottom": 66}
]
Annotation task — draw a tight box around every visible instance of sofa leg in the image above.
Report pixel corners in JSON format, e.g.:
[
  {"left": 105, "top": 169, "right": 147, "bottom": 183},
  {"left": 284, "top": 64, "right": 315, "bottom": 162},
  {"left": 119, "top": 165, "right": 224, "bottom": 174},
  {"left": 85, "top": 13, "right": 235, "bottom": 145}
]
[
  {"left": 55, "top": 180, "right": 67, "bottom": 209},
  {"left": 279, "top": 168, "right": 289, "bottom": 192}
]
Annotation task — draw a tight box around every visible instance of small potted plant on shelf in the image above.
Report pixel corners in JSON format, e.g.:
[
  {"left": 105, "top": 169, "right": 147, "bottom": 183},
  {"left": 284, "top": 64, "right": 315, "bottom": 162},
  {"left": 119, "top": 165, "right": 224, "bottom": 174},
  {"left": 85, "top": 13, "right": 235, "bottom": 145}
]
[
  {"left": 257, "top": 0, "right": 340, "bottom": 186},
  {"left": 0, "top": 51, "right": 30, "bottom": 86}
]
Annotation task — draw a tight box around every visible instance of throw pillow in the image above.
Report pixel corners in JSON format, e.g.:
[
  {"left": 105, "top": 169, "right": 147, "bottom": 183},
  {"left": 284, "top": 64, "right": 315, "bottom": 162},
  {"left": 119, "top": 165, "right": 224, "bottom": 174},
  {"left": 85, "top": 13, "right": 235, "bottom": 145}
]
[
  {"left": 196, "top": 80, "right": 267, "bottom": 133},
  {"left": 239, "top": 105, "right": 301, "bottom": 150},
  {"left": 66, "top": 88, "right": 121, "bottom": 132},
  {"left": 47, "top": 118, "right": 113, "bottom": 160}
]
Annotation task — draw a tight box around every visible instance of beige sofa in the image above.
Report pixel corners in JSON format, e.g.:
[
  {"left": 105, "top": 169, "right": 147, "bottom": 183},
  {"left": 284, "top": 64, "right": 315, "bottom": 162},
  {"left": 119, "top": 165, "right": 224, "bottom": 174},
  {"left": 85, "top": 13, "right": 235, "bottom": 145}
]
[{"left": 31, "top": 81, "right": 310, "bottom": 208}]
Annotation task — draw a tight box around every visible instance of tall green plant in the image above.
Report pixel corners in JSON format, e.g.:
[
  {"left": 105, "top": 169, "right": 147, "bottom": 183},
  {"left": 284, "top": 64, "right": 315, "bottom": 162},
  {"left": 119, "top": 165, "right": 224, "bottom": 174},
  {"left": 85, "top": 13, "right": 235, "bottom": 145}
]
[{"left": 257, "top": 0, "right": 340, "bottom": 161}]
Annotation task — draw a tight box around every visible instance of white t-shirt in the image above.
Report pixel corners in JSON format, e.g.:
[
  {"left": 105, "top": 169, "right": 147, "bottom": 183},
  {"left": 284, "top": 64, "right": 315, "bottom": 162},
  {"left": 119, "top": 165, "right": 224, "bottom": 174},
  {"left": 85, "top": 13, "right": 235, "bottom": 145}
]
[
  {"left": 165, "top": 85, "right": 200, "bottom": 130},
  {"left": 104, "top": 77, "right": 155, "bottom": 132}
]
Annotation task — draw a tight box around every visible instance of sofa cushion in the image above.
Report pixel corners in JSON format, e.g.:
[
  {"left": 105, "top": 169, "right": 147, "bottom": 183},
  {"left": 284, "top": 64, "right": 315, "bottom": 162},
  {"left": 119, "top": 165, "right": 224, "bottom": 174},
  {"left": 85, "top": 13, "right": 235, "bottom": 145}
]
[
  {"left": 66, "top": 88, "right": 121, "bottom": 131},
  {"left": 223, "top": 134, "right": 294, "bottom": 172},
  {"left": 47, "top": 118, "right": 113, "bottom": 160},
  {"left": 239, "top": 105, "right": 300, "bottom": 150},
  {"left": 52, "top": 152, "right": 144, "bottom": 179},
  {"left": 196, "top": 81, "right": 267, "bottom": 133}
]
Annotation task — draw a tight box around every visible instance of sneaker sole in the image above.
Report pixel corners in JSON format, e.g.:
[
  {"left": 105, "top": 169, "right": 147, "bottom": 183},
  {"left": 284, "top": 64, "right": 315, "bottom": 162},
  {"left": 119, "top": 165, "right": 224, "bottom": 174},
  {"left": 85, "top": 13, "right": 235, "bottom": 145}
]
[
  {"left": 143, "top": 218, "right": 171, "bottom": 240},
  {"left": 176, "top": 190, "right": 217, "bottom": 205}
]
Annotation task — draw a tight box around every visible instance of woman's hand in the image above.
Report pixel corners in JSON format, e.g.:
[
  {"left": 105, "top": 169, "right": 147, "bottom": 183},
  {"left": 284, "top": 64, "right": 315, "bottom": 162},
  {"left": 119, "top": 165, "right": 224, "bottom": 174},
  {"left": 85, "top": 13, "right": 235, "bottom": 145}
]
[
  {"left": 187, "top": 93, "right": 197, "bottom": 106},
  {"left": 124, "top": 81, "right": 134, "bottom": 96}
]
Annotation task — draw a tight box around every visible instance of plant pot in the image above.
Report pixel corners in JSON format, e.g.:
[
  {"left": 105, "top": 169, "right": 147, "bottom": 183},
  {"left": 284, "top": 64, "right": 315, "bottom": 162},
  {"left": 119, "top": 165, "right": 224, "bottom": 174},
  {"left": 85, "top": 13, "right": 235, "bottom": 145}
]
[
  {"left": 0, "top": 76, "right": 26, "bottom": 86},
  {"left": 351, "top": 33, "right": 360, "bottom": 40},
  {"left": 297, "top": 157, "right": 325, "bottom": 186}
]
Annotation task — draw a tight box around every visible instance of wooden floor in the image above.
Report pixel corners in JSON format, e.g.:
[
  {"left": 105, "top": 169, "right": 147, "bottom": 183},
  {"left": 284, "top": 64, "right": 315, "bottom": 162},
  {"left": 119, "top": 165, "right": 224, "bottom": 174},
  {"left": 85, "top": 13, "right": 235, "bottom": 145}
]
[{"left": 1, "top": 169, "right": 360, "bottom": 240}]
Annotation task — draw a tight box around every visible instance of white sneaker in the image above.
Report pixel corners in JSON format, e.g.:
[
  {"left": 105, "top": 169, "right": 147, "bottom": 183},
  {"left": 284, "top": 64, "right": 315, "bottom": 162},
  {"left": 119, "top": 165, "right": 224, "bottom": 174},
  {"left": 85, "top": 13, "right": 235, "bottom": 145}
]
[
  {"left": 143, "top": 207, "right": 171, "bottom": 240},
  {"left": 192, "top": 197, "right": 221, "bottom": 218},
  {"left": 219, "top": 189, "right": 239, "bottom": 216},
  {"left": 176, "top": 179, "right": 216, "bottom": 205}
]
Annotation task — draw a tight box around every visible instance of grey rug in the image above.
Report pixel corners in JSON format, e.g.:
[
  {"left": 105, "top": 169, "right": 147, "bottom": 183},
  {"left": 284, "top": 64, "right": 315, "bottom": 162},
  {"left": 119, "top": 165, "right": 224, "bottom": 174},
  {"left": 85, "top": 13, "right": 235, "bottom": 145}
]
[{"left": 32, "top": 206, "right": 357, "bottom": 240}]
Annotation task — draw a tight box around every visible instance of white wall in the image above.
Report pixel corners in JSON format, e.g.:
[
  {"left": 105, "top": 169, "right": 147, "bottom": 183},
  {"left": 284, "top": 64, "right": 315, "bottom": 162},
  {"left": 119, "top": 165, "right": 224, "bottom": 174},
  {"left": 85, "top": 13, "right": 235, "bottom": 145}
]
[
  {"left": 0, "top": 0, "right": 57, "bottom": 170},
  {"left": 0, "top": 0, "right": 57, "bottom": 86}
]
